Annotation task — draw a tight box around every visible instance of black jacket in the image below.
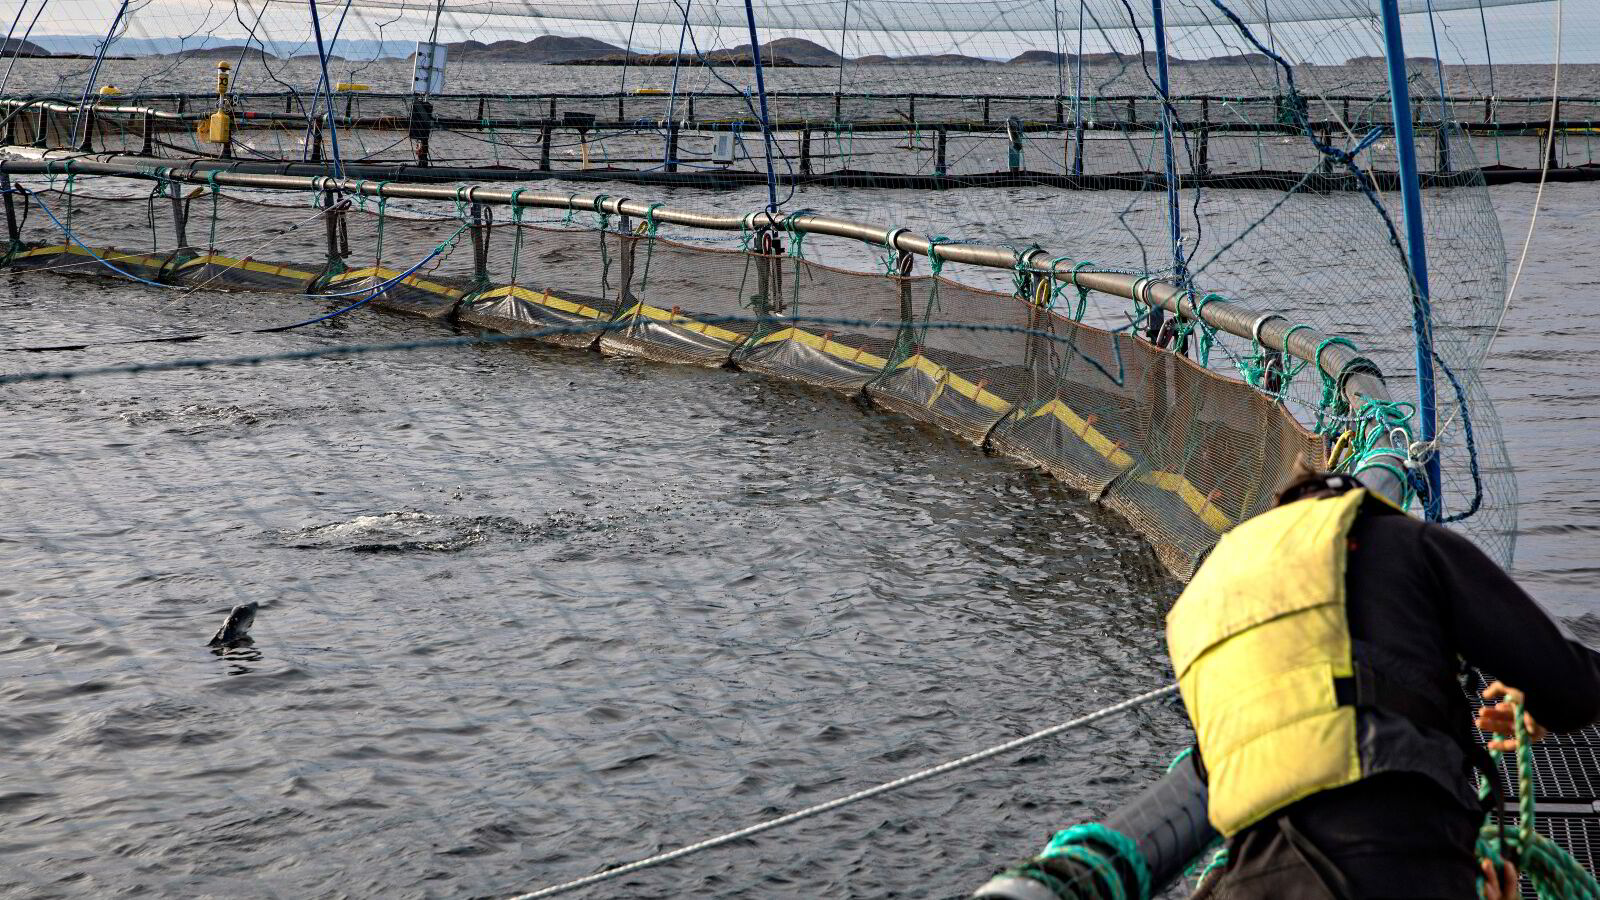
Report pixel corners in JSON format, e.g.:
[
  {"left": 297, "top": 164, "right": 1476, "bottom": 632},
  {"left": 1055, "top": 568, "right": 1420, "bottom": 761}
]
[{"left": 1218, "top": 504, "right": 1600, "bottom": 899}]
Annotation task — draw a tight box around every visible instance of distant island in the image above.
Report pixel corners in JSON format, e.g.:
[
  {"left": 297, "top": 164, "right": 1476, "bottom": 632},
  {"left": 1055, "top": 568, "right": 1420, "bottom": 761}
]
[
  {"left": 0, "top": 37, "right": 49, "bottom": 57},
  {"left": 7, "top": 34, "right": 1450, "bottom": 70}
]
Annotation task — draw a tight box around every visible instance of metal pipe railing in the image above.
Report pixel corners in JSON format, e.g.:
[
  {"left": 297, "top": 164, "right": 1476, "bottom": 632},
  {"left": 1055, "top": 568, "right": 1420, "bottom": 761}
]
[{"left": 0, "top": 154, "right": 1406, "bottom": 503}]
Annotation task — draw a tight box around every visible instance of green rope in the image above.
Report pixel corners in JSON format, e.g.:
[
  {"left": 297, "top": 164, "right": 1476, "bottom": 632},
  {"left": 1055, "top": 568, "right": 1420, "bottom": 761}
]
[
  {"left": 1025, "top": 822, "right": 1151, "bottom": 900},
  {"left": 1010, "top": 244, "right": 1043, "bottom": 301},
  {"left": 1185, "top": 292, "right": 1226, "bottom": 366},
  {"left": 1311, "top": 336, "right": 1360, "bottom": 433},
  {"left": 637, "top": 202, "right": 664, "bottom": 296},
  {"left": 1474, "top": 697, "right": 1600, "bottom": 899},
  {"left": 781, "top": 209, "right": 812, "bottom": 260},
  {"left": 1068, "top": 261, "right": 1097, "bottom": 323},
  {"left": 507, "top": 188, "right": 527, "bottom": 285},
  {"left": 205, "top": 170, "right": 220, "bottom": 251}
]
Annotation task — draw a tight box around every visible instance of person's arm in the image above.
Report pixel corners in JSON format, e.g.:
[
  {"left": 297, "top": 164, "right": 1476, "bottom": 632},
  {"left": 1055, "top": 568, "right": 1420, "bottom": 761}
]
[{"left": 1424, "top": 523, "right": 1600, "bottom": 733}]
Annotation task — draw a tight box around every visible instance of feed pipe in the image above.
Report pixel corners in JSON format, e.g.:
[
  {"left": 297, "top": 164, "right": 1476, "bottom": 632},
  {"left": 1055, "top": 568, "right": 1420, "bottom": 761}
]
[{"left": 0, "top": 156, "right": 1406, "bottom": 506}]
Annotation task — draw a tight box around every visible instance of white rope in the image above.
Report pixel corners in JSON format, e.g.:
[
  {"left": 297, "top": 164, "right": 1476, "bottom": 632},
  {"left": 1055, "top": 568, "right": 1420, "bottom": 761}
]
[
  {"left": 1497, "top": 0, "right": 1561, "bottom": 343},
  {"left": 1431, "top": 0, "right": 1560, "bottom": 449},
  {"left": 506, "top": 682, "right": 1181, "bottom": 899}
]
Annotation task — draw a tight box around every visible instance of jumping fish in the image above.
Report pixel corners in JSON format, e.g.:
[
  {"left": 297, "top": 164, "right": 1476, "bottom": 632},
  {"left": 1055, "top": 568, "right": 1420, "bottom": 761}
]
[{"left": 208, "top": 602, "right": 258, "bottom": 648}]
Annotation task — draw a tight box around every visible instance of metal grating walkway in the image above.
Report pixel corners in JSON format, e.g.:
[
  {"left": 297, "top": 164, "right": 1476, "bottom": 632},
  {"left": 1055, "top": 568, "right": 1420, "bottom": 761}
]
[{"left": 1468, "top": 672, "right": 1600, "bottom": 895}]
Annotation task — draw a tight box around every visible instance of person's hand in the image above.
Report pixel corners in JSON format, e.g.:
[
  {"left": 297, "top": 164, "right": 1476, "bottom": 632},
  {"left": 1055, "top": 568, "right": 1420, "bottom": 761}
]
[
  {"left": 1480, "top": 858, "right": 1520, "bottom": 900},
  {"left": 1476, "top": 680, "right": 1549, "bottom": 752}
]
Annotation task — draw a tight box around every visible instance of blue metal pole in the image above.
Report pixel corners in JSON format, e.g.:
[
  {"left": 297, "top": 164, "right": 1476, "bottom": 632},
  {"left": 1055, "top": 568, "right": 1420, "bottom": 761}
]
[
  {"left": 1150, "top": 0, "right": 1184, "bottom": 339},
  {"left": 1378, "top": 0, "right": 1442, "bottom": 520},
  {"left": 741, "top": 0, "right": 781, "bottom": 212},
  {"left": 1072, "top": 1, "right": 1085, "bottom": 175},
  {"left": 306, "top": 0, "right": 345, "bottom": 178}
]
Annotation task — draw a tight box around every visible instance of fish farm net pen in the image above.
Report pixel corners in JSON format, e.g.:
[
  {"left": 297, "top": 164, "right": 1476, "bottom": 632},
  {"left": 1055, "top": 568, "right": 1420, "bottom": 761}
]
[{"left": 2, "top": 0, "right": 1596, "bottom": 895}]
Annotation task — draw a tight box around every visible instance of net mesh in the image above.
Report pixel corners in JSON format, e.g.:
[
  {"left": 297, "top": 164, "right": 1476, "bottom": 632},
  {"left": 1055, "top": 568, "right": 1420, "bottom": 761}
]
[{"left": 1, "top": 0, "right": 1578, "bottom": 891}]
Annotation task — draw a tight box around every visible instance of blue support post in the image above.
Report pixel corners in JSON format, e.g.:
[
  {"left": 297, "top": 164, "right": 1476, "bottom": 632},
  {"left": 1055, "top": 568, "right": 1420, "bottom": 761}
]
[
  {"left": 741, "top": 0, "right": 781, "bottom": 212},
  {"left": 306, "top": 0, "right": 344, "bottom": 177},
  {"left": 1378, "top": 0, "right": 1442, "bottom": 519},
  {"left": 1072, "top": 1, "right": 1085, "bottom": 175},
  {"left": 1150, "top": 0, "right": 1184, "bottom": 340}
]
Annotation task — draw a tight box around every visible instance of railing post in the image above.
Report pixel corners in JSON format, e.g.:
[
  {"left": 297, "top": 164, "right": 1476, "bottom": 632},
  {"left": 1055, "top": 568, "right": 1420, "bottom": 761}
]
[
  {"left": 665, "top": 123, "right": 680, "bottom": 173},
  {"left": 409, "top": 98, "right": 433, "bottom": 167},
  {"left": 140, "top": 109, "right": 154, "bottom": 156},
  {"left": 469, "top": 202, "right": 490, "bottom": 286},
  {"left": 799, "top": 127, "right": 812, "bottom": 176},
  {"left": 617, "top": 212, "right": 634, "bottom": 313},
  {"left": 1548, "top": 99, "right": 1561, "bottom": 169},
  {"left": 935, "top": 126, "right": 948, "bottom": 177},
  {"left": 1006, "top": 116, "right": 1024, "bottom": 173},
  {"left": 539, "top": 125, "right": 553, "bottom": 170},
  {"left": 322, "top": 187, "right": 347, "bottom": 268},
  {"left": 1, "top": 172, "right": 20, "bottom": 253},
  {"left": 170, "top": 184, "right": 189, "bottom": 256}
]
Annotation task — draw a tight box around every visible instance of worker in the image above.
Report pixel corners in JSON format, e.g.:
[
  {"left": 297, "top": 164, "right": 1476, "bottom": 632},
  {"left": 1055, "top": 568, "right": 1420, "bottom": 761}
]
[{"left": 1170, "top": 460, "right": 1600, "bottom": 899}]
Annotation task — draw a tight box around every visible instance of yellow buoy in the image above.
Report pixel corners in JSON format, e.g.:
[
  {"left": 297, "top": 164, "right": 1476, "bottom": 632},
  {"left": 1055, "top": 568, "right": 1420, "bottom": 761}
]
[
  {"left": 198, "top": 111, "right": 231, "bottom": 144},
  {"left": 633, "top": 88, "right": 666, "bottom": 95},
  {"left": 97, "top": 85, "right": 121, "bottom": 96},
  {"left": 335, "top": 82, "right": 370, "bottom": 92}
]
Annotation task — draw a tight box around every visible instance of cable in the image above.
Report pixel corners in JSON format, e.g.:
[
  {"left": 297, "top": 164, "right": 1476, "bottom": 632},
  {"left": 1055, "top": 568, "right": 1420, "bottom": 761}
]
[{"left": 505, "top": 684, "right": 1179, "bottom": 900}]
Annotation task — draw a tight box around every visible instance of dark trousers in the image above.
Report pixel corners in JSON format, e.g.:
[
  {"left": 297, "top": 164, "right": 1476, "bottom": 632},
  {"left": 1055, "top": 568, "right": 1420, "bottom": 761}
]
[{"left": 1191, "top": 773, "right": 1482, "bottom": 900}]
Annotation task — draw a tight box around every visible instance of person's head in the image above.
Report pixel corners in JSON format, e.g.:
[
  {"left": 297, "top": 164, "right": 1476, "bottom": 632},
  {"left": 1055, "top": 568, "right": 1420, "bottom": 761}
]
[{"left": 1273, "top": 455, "right": 1363, "bottom": 508}]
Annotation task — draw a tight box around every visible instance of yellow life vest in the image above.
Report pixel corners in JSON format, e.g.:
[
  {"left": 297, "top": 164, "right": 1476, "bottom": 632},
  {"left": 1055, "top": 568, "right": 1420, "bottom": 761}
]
[{"left": 1166, "top": 488, "right": 1371, "bottom": 836}]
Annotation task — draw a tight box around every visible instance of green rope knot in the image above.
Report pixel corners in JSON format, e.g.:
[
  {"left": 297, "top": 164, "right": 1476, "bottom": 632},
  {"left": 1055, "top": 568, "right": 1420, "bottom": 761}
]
[
  {"left": 926, "top": 235, "right": 951, "bottom": 277},
  {"left": 780, "top": 208, "right": 814, "bottom": 259},
  {"left": 1067, "top": 260, "right": 1098, "bottom": 322},
  {"left": 880, "top": 227, "right": 910, "bottom": 276},
  {"left": 507, "top": 188, "right": 528, "bottom": 284},
  {"left": 1311, "top": 335, "right": 1359, "bottom": 429},
  {"left": 1009, "top": 244, "right": 1043, "bottom": 301},
  {"left": 1184, "top": 291, "right": 1227, "bottom": 365}
]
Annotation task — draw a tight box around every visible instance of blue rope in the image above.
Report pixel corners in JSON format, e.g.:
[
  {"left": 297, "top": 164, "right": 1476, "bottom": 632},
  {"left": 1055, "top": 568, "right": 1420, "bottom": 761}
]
[
  {"left": 26, "top": 185, "right": 172, "bottom": 289},
  {"left": 1433, "top": 350, "right": 1484, "bottom": 523},
  {"left": 21, "top": 184, "right": 464, "bottom": 326},
  {"left": 1203, "top": 0, "right": 1418, "bottom": 289}
]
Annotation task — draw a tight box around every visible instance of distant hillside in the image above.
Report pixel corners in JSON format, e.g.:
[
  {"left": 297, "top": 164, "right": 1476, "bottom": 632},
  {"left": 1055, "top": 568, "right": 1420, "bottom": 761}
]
[
  {"left": 0, "top": 37, "right": 49, "bottom": 57},
  {"left": 1007, "top": 49, "right": 1274, "bottom": 66},
  {"left": 716, "top": 38, "right": 843, "bottom": 65},
  {"left": 559, "top": 37, "right": 836, "bottom": 67},
  {"left": 855, "top": 53, "right": 997, "bottom": 66},
  {"left": 159, "top": 45, "right": 280, "bottom": 62},
  {"left": 1347, "top": 55, "right": 1440, "bottom": 66},
  {"left": 1202, "top": 52, "right": 1273, "bottom": 65},
  {"left": 437, "top": 35, "right": 626, "bottom": 63}
]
